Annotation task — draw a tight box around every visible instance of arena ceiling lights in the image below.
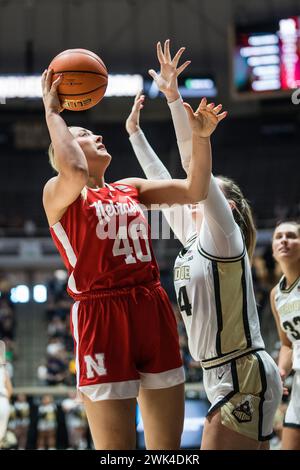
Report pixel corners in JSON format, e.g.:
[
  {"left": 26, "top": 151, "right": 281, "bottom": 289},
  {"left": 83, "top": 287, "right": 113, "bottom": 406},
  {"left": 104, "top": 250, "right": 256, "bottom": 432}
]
[
  {"left": 0, "top": 74, "right": 143, "bottom": 100},
  {"left": 0, "top": 74, "right": 217, "bottom": 101}
]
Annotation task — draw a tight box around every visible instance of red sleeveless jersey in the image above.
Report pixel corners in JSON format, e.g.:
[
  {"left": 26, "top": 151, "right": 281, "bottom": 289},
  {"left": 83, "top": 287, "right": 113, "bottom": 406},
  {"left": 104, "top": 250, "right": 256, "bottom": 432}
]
[{"left": 50, "top": 183, "right": 160, "bottom": 296}]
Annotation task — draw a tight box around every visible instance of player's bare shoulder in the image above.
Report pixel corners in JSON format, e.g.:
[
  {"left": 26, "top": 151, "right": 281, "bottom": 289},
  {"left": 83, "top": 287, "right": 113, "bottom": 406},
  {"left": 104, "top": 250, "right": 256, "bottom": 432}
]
[
  {"left": 42, "top": 176, "right": 68, "bottom": 226},
  {"left": 42, "top": 176, "right": 59, "bottom": 208}
]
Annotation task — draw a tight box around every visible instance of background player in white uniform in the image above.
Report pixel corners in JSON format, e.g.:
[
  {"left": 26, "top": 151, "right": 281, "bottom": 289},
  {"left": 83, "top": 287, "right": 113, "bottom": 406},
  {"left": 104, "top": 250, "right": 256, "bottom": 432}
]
[
  {"left": 0, "top": 340, "right": 13, "bottom": 448},
  {"left": 127, "top": 40, "right": 282, "bottom": 449},
  {"left": 270, "top": 221, "right": 300, "bottom": 450}
]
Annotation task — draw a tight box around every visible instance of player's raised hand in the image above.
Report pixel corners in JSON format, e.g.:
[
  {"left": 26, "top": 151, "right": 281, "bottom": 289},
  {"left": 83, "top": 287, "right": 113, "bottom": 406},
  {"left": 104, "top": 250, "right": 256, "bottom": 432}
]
[
  {"left": 148, "top": 39, "right": 191, "bottom": 103},
  {"left": 125, "top": 91, "right": 145, "bottom": 136},
  {"left": 183, "top": 98, "right": 227, "bottom": 137},
  {"left": 42, "top": 68, "right": 64, "bottom": 114}
]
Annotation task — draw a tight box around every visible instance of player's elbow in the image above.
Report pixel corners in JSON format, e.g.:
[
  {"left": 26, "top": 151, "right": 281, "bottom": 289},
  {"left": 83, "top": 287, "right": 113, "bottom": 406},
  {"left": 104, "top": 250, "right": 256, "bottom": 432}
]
[{"left": 186, "top": 186, "right": 209, "bottom": 204}]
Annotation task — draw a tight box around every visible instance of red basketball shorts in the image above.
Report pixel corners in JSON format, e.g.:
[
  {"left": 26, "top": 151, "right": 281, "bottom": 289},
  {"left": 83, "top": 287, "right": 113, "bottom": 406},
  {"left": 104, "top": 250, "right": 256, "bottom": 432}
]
[{"left": 70, "top": 280, "right": 185, "bottom": 401}]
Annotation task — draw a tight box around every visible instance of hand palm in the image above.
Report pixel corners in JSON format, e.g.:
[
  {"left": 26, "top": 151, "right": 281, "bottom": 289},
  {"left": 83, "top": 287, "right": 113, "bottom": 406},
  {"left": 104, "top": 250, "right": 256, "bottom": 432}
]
[
  {"left": 158, "top": 63, "right": 177, "bottom": 92},
  {"left": 125, "top": 91, "right": 144, "bottom": 134},
  {"left": 148, "top": 40, "right": 190, "bottom": 98},
  {"left": 183, "top": 98, "right": 227, "bottom": 138}
]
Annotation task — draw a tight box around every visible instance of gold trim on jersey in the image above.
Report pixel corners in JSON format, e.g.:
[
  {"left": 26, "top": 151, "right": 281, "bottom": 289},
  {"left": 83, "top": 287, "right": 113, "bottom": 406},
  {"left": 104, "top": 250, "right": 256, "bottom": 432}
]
[
  {"left": 200, "top": 347, "right": 264, "bottom": 370},
  {"left": 279, "top": 275, "right": 300, "bottom": 294},
  {"left": 185, "top": 232, "right": 198, "bottom": 245},
  {"left": 178, "top": 234, "right": 198, "bottom": 259},
  {"left": 197, "top": 243, "right": 246, "bottom": 262},
  {"left": 209, "top": 352, "right": 271, "bottom": 441},
  {"left": 197, "top": 243, "right": 253, "bottom": 358}
]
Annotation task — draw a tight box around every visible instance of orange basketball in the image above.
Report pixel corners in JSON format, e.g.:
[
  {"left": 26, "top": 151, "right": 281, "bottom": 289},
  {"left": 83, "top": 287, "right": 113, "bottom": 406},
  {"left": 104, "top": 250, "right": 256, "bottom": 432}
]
[{"left": 49, "top": 48, "right": 108, "bottom": 111}]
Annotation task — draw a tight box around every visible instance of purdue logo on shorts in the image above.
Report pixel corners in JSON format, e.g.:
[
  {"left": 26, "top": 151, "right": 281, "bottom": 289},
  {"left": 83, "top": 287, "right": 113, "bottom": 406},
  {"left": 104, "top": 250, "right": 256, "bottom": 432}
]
[
  {"left": 232, "top": 400, "right": 253, "bottom": 423},
  {"left": 84, "top": 353, "right": 107, "bottom": 379}
]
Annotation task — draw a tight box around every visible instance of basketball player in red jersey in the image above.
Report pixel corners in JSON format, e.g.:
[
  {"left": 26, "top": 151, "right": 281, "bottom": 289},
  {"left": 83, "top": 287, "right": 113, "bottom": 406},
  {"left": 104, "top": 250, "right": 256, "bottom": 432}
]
[{"left": 41, "top": 49, "right": 211, "bottom": 450}]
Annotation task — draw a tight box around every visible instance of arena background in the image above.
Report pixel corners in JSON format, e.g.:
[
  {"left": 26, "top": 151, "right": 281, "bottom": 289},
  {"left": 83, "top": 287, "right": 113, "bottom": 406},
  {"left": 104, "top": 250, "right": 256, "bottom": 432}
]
[{"left": 0, "top": 0, "right": 299, "bottom": 449}]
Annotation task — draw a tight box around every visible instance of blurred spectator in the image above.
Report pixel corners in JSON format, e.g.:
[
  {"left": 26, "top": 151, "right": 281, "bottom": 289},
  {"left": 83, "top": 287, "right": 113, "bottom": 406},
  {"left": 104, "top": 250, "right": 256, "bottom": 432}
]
[
  {"left": 0, "top": 278, "right": 11, "bottom": 297},
  {"left": 68, "top": 359, "right": 77, "bottom": 387},
  {"left": 37, "top": 361, "right": 48, "bottom": 386},
  {"left": 0, "top": 277, "right": 17, "bottom": 381},
  {"left": 61, "top": 391, "right": 88, "bottom": 449},
  {"left": 23, "top": 219, "right": 37, "bottom": 237},
  {"left": 7, "top": 402, "right": 17, "bottom": 437},
  {"left": 47, "top": 316, "right": 67, "bottom": 338},
  {"left": 46, "top": 337, "right": 65, "bottom": 357},
  {"left": 36, "top": 395, "right": 57, "bottom": 450},
  {"left": 1, "top": 338, "right": 17, "bottom": 363},
  {"left": 46, "top": 351, "right": 68, "bottom": 386},
  {"left": 14, "top": 394, "right": 30, "bottom": 449},
  {"left": 47, "top": 270, "right": 68, "bottom": 302},
  {"left": 0, "top": 344, "right": 13, "bottom": 449}
]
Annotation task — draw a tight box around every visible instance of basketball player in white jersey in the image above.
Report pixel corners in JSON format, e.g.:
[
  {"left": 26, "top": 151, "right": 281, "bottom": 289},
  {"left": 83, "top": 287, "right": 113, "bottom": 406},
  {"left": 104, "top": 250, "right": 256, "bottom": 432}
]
[
  {"left": 126, "top": 40, "right": 282, "bottom": 449},
  {"left": 270, "top": 221, "right": 300, "bottom": 449},
  {"left": 0, "top": 340, "right": 13, "bottom": 447}
]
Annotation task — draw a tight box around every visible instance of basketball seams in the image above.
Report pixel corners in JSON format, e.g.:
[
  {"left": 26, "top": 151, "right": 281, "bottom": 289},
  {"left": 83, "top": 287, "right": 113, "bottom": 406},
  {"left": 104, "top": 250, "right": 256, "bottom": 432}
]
[
  {"left": 53, "top": 49, "right": 107, "bottom": 71},
  {"left": 48, "top": 48, "right": 108, "bottom": 110},
  {"left": 58, "top": 84, "right": 107, "bottom": 97},
  {"left": 52, "top": 70, "right": 107, "bottom": 78}
]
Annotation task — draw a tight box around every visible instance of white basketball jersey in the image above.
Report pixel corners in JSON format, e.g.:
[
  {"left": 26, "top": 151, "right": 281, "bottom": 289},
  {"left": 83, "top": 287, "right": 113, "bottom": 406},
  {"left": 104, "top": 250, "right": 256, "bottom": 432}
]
[
  {"left": 274, "top": 276, "right": 300, "bottom": 342},
  {"left": 174, "top": 234, "right": 265, "bottom": 365}
]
